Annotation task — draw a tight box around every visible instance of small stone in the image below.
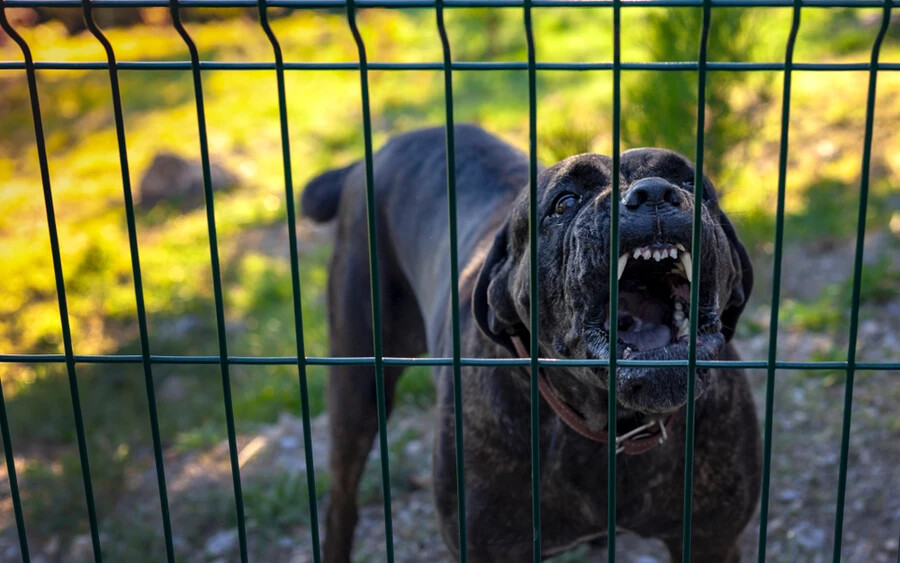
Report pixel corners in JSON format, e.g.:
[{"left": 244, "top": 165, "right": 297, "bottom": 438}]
[
  {"left": 205, "top": 529, "right": 239, "bottom": 557},
  {"left": 279, "top": 436, "right": 300, "bottom": 450},
  {"left": 138, "top": 151, "right": 237, "bottom": 211},
  {"left": 69, "top": 535, "right": 94, "bottom": 561},
  {"left": 790, "top": 522, "right": 825, "bottom": 550},
  {"left": 777, "top": 489, "right": 800, "bottom": 503}
]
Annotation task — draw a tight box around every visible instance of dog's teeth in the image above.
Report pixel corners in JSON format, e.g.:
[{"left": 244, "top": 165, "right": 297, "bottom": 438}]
[
  {"left": 652, "top": 250, "right": 662, "bottom": 261},
  {"left": 669, "top": 248, "right": 678, "bottom": 259},
  {"left": 678, "top": 318, "right": 689, "bottom": 338},
  {"left": 680, "top": 252, "right": 692, "bottom": 283},
  {"left": 674, "top": 301, "right": 683, "bottom": 311},
  {"left": 617, "top": 253, "right": 629, "bottom": 281},
  {"left": 676, "top": 243, "right": 686, "bottom": 251},
  {"left": 642, "top": 248, "right": 651, "bottom": 260},
  {"left": 633, "top": 248, "right": 642, "bottom": 259}
]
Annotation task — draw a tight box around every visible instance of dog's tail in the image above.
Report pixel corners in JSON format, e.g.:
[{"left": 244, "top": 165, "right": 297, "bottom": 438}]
[{"left": 300, "top": 164, "right": 353, "bottom": 222}]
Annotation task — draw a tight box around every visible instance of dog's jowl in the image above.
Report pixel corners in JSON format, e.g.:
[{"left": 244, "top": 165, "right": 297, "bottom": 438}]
[{"left": 302, "top": 125, "right": 761, "bottom": 563}]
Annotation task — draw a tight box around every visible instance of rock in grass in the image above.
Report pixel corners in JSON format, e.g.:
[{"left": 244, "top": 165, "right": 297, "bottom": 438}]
[{"left": 138, "top": 152, "right": 237, "bottom": 212}]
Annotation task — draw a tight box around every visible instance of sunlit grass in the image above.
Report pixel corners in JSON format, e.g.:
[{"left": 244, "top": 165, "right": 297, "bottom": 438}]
[{"left": 0, "top": 6, "right": 898, "bottom": 551}]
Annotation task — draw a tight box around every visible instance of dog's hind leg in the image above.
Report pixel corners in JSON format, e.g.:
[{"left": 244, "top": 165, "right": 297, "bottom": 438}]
[
  {"left": 324, "top": 360, "right": 404, "bottom": 563},
  {"left": 663, "top": 538, "right": 740, "bottom": 563},
  {"left": 322, "top": 216, "right": 427, "bottom": 563}
]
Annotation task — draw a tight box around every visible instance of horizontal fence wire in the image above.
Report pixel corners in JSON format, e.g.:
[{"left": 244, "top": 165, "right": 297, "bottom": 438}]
[
  {"left": 80, "top": 0, "right": 177, "bottom": 559},
  {"left": 256, "top": 0, "right": 322, "bottom": 558},
  {"left": 168, "top": 0, "right": 249, "bottom": 559},
  {"left": 2, "top": 62, "right": 900, "bottom": 71},
  {"left": 2, "top": 0, "right": 898, "bottom": 7},
  {"left": 0, "top": 354, "right": 898, "bottom": 370}
]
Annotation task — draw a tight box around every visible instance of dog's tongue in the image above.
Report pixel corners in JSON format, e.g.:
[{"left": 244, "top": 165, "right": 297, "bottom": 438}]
[{"left": 619, "top": 323, "right": 671, "bottom": 350}]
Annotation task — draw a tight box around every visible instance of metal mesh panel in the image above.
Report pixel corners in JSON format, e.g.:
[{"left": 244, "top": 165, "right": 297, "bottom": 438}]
[{"left": 0, "top": 0, "right": 896, "bottom": 561}]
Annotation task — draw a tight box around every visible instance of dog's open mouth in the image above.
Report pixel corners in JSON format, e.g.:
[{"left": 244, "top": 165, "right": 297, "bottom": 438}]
[{"left": 602, "top": 242, "right": 705, "bottom": 356}]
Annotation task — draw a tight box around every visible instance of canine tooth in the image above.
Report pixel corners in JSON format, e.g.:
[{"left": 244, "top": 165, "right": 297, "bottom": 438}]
[
  {"left": 617, "top": 253, "right": 629, "bottom": 280},
  {"left": 676, "top": 243, "right": 686, "bottom": 251},
  {"left": 652, "top": 250, "right": 662, "bottom": 261},
  {"left": 674, "top": 301, "right": 683, "bottom": 311},
  {"left": 642, "top": 248, "right": 651, "bottom": 260},
  {"left": 680, "top": 252, "right": 692, "bottom": 283},
  {"left": 633, "top": 248, "right": 642, "bottom": 259},
  {"left": 669, "top": 248, "right": 678, "bottom": 259}
]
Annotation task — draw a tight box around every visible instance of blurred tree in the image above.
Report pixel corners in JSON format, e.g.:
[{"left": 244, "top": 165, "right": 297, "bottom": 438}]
[{"left": 623, "top": 8, "right": 759, "bottom": 179}]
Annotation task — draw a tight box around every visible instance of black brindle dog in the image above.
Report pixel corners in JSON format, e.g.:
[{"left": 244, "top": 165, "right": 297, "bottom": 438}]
[{"left": 302, "top": 125, "right": 760, "bottom": 562}]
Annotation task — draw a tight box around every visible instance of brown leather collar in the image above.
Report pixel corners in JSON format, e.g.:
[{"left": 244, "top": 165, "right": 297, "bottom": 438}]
[{"left": 510, "top": 335, "right": 673, "bottom": 455}]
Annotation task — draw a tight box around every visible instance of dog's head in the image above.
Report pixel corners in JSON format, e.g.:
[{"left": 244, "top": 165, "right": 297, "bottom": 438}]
[{"left": 473, "top": 149, "right": 752, "bottom": 416}]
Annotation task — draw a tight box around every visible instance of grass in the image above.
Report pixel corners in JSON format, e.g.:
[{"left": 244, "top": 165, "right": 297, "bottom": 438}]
[{"left": 0, "top": 4, "right": 899, "bottom": 556}]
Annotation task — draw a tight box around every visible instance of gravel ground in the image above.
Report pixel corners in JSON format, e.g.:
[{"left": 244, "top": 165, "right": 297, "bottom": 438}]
[{"left": 5, "top": 235, "right": 898, "bottom": 562}]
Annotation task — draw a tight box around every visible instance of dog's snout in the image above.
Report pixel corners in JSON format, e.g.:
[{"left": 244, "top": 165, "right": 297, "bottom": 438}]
[{"left": 623, "top": 177, "right": 682, "bottom": 209}]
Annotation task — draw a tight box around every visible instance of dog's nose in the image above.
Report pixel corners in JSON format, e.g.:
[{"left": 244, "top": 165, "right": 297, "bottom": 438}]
[{"left": 623, "top": 177, "right": 682, "bottom": 209}]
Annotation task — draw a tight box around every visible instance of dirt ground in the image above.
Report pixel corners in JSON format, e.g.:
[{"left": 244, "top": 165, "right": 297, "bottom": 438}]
[{"left": 3, "top": 231, "right": 898, "bottom": 563}]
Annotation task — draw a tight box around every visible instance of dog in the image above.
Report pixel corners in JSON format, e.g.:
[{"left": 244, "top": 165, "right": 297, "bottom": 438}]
[{"left": 301, "top": 124, "right": 761, "bottom": 562}]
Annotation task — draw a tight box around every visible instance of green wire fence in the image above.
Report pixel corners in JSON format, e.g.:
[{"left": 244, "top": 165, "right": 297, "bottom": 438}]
[{"left": 0, "top": 0, "right": 896, "bottom": 562}]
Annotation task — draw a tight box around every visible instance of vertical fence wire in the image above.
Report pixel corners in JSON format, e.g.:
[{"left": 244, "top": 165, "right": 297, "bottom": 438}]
[
  {"left": 80, "top": 3, "right": 177, "bottom": 561},
  {"left": 522, "top": 0, "right": 542, "bottom": 560},
  {"left": 0, "top": 376, "right": 28, "bottom": 563},
  {"left": 681, "top": 0, "right": 712, "bottom": 559},
  {"left": 167, "top": 2, "right": 249, "bottom": 560},
  {"left": 831, "top": 1, "right": 892, "bottom": 560},
  {"left": 344, "top": 1, "right": 396, "bottom": 559},
  {"left": 607, "top": 1, "right": 622, "bottom": 561},
  {"left": 256, "top": 1, "right": 322, "bottom": 559},
  {"left": 0, "top": 16, "right": 30, "bottom": 563},
  {"left": 434, "top": 2, "right": 468, "bottom": 560},
  {"left": 756, "top": 0, "right": 801, "bottom": 559},
  {"left": 0, "top": 3, "right": 103, "bottom": 561}
]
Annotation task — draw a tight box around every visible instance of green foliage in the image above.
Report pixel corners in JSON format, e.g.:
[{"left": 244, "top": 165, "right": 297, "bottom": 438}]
[{"left": 242, "top": 470, "right": 330, "bottom": 532}]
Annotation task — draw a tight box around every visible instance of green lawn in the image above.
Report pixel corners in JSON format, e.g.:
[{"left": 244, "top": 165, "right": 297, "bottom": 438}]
[{"left": 0, "top": 4, "right": 898, "bottom": 552}]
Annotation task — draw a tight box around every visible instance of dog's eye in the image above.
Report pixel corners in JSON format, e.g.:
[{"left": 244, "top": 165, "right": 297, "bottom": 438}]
[
  {"left": 682, "top": 180, "right": 711, "bottom": 202},
  {"left": 552, "top": 193, "right": 578, "bottom": 216}
]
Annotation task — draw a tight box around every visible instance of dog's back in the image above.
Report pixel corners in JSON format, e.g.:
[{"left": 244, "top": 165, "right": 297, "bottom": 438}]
[
  {"left": 300, "top": 125, "right": 529, "bottom": 562},
  {"left": 301, "top": 124, "right": 528, "bottom": 350}
]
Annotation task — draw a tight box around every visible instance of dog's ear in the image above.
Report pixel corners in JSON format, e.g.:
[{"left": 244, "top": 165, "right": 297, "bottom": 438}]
[
  {"left": 717, "top": 210, "right": 753, "bottom": 342},
  {"left": 473, "top": 221, "right": 523, "bottom": 355}
]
